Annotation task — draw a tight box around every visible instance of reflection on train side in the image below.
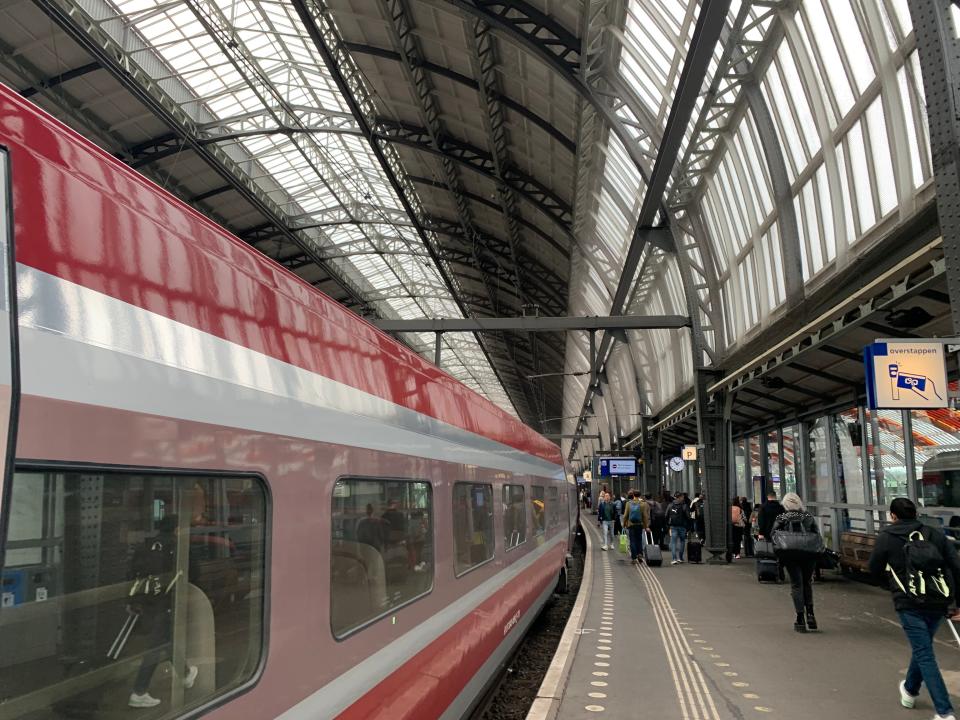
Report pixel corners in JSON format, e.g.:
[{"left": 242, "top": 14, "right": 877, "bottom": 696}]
[{"left": 0, "top": 469, "right": 267, "bottom": 719}]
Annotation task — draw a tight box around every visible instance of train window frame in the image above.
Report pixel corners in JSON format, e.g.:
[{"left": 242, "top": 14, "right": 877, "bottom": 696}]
[
  {"left": 329, "top": 475, "right": 434, "bottom": 641},
  {"left": 502, "top": 483, "right": 527, "bottom": 552},
  {"left": 0, "top": 460, "right": 272, "bottom": 720},
  {"left": 452, "top": 482, "right": 495, "bottom": 578}
]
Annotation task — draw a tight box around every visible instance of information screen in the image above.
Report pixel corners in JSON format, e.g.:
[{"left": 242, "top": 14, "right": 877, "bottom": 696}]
[{"left": 599, "top": 456, "right": 637, "bottom": 476}]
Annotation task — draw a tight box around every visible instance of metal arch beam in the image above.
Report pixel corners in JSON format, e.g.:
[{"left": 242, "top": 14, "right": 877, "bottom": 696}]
[
  {"left": 31, "top": 0, "right": 375, "bottom": 314},
  {"left": 440, "top": 248, "right": 567, "bottom": 312},
  {"left": 568, "top": 0, "right": 730, "bottom": 464},
  {"left": 342, "top": 40, "right": 576, "bottom": 154},
  {"left": 415, "top": 180, "right": 572, "bottom": 255},
  {"left": 441, "top": 0, "right": 657, "bottom": 181},
  {"left": 376, "top": 119, "right": 573, "bottom": 232},
  {"left": 340, "top": 0, "right": 540, "bottom": 423},
  {"left": 291, "top": 0, "right": 529, "bottom": 421},
  {"left": 371, "top": 316, "right": 691, "bottom": 332}
]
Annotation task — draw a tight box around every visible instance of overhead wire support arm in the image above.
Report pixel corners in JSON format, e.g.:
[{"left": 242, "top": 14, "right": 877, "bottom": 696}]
[{"left": 371, "top": 316, "right": 691, "bottom": 332}]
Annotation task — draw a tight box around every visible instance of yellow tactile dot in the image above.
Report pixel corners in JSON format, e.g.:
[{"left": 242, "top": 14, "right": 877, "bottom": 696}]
[
  {"left": 588, "top": 692, "right": 607, "bottom": 699},
  {"left": 754, "top": 707, "right": 774, "bottom": 713},
  {"left": 732, "top": 681, "right": 749, "bottom": 688},
  {"left": 591, "top": 681, "right": 608, "bottom": 687},
  {"left": 585, "top": 705, "right": 605, "bottom": 712}
]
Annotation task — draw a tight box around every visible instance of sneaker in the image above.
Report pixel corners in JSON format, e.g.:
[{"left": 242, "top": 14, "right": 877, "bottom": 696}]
[
  {"left": 899, "top": 681, "right": 917, "bottom": 709},
  {"left": 601, "top": 545, "right": 607, "bottom": 551},
  {"left": 184, "top": 665, "right": 198, "bottom": 689},
  {"left": 933, "top": 715, "right": 957, "bottom": 720},
  {"left": 129, "top": 692, "right": 161, "bottom": 708},
  {"left": 671, "top": 560, "right": 679, "bottom": 565}
]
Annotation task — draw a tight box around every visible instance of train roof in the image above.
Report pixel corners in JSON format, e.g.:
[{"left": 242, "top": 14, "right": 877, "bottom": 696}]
[{"left": 0, "top": 82, "right": 563, "bottom": 468}]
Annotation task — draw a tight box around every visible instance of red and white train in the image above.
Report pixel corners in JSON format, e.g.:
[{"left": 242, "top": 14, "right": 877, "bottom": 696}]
[{"left": 0, "top": 83, "right": 574, "bottom": 719}]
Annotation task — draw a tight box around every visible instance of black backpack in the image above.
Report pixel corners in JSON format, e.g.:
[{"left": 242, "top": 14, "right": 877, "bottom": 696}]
[{"left": 891, "top": 529, "right": 953, "bottom": 608}]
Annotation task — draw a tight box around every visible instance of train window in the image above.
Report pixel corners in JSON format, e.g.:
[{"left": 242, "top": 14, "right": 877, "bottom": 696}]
[
  {"left": 452, "top": 483, "right": 494, "bottom": 575},
  {"left": 531, "top": 486, "right": 546, "bottom": 537},
  {"left": 0, "top": 468, "right": 267, "bottom": 719},
  {"left": 331, "top": 478, "right": 432, "bottom": 638},
  {"left": 502, "top": 484, "right": 526, "bottom": 550},
  {"left": 547, "top": 487, "right": 560, "bottom": 530}
]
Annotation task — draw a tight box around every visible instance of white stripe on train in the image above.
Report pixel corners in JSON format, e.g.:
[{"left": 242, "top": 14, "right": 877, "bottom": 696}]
[{"left": 18, "top": 264, "right": 563, "bottom": 478}]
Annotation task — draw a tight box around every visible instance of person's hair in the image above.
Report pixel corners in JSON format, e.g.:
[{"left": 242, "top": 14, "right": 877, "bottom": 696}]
[
  {"left": 365, "top": 503, "right": 374, "bottom": 516},
  {"left": 731, "top": 497, "right": 739, "bottom": 506},
  {"left": 627, "top": 490, "right": 635, "bottom": 499},
  {"left": 767, "top": 491, "right": 777, "bottom": 499},
  {"left": 890, "top": 497, "right": 917, "bottom": 520},
  {"left": 781, "top": 492, "right": 805, "bottom": 512}
]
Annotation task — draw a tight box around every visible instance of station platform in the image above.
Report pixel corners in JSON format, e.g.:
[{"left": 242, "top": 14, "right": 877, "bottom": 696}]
[{"left": 531, "top": 521, "right": 960, "bottom": 720}]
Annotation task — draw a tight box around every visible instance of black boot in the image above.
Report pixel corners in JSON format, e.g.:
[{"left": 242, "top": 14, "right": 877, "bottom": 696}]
[
  {"left": 806, "top": 607, "right": 817, "bottom": 631},
  {"left": 794, "top": 613, "right": 807, "bottom": 633}
]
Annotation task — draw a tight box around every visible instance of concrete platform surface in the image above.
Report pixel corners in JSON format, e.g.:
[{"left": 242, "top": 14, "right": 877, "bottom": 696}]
[{"left": 552, "top": 520, "right": 960, "bottom": 720}]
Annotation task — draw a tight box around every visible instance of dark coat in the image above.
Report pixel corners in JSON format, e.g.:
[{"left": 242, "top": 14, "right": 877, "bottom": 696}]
[
  {"left": 868, "top": 520, "right": 960, "bottom": 612},
  {"left": 757, "top": 500, "right": 785, "bottom": 538}
]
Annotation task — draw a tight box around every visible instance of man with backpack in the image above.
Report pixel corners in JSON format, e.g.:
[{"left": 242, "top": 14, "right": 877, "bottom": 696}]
[
  {"left": 622, "top": 490, "right": 649, "bottom": 564},
  {"left": 869, "top": 498, "right": 960, "bottom": 720}
]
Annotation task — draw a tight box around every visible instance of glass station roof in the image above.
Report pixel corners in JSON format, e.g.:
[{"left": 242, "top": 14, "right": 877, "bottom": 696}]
[{"left": 105, "top": 0, "right": 518, "bottom": 415}]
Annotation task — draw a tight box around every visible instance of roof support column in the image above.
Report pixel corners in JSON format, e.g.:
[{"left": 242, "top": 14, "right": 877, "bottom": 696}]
[{"left": 910, "top": 0, "right": 960, "bottom": 334}]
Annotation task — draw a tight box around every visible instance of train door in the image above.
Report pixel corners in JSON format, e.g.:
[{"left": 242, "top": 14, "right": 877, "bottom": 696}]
[{"left": 0, "top": 147, "right": 20, "bottom": 563}]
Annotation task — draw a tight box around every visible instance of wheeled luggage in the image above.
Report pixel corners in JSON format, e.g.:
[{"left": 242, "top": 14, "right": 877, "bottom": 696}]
[
  {"left": 643, "top": 529, "right": 663, "bottom": 567},
  {"left": 687, "top": 533, "right": 703, "bottom": 563},
  {"left": 757, "top": 557, "right": 779, "bottom": 582}
]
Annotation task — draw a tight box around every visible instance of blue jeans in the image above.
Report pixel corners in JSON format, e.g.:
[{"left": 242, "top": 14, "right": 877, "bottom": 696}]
[
  {"left": 628, "top": 525, "right": 644, "bottom": 560},
  {"left": 898, "top": 609, "right": 954, "bottom": 716},
  {"left": 601, "top": 520, "right": 614, "bottom": 548},
  {"left": 670, "top": 526, "right": 687, "bottom": 561}
]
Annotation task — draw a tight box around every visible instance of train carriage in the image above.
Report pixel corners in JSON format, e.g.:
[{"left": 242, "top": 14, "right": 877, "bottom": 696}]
[{"left": 0, "top": 82, "right": 574, "bottom": 720}]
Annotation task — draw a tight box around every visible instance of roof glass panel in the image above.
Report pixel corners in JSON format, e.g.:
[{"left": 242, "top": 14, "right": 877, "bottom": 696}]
[{"left": 103, "top": 0, "right": 517, "bottom": 416}]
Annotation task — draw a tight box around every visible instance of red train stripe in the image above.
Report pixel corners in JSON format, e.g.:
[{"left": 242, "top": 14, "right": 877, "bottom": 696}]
[
  {"left": 0, "top": 84, "right": 562, "bottom": 466},
  {"left": 337, "top": 546, "right": 564, "bottom": 719}
]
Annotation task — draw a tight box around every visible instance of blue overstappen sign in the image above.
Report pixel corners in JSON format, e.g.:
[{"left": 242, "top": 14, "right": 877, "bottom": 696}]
[{"left": 864, "top": 341, "right": 948, "bottom": 410}]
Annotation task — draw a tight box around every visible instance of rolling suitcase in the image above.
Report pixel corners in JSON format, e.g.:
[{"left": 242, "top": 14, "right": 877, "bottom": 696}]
[
  {"left": 755, "top": 539, "right": 776, "bottom": 559},
  {"left": 687, "top": 533, "right": 703, "bottom": 564},
  {"left": 757, "top": 557, "right": 779, "bottom": 582},
  {"left": 643, "top": 529, "right": 663, "bottom": 567}
]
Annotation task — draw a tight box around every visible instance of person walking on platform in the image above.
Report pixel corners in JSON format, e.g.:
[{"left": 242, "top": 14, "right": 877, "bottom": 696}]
[
  {"left": 622, "top": 491, "right": 649, "bottom": 564},
  {"left": 651, "top": 493, "right": 669, "bottom": 548},
  {"left": 740, "top": 497, "right": 755, "bottom": 558},
  {"left": 599, "top": 492, "right": 616, "bottom": 550},
  {"left": 756, "top": 491, "right": 785, "bottom": 541},
  {"left": 730, "top": 497, "right": 746, "bottom": 560},
  {"left": 612, "top": 493, "right": 624, "bottom": 539},
  {"left": 667, "top": 493, "right": 688, "bottom": 565},
  {"left": 771, "top": 493, "right": 823, "bottom": 633},
  {"left": 869, "top": 498, "right": 960, "bottom": 720}
]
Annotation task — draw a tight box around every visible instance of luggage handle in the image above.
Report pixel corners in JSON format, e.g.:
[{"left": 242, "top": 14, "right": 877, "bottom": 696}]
[{"left": 948, "top": 615, "right": 960, "bottom": 649}]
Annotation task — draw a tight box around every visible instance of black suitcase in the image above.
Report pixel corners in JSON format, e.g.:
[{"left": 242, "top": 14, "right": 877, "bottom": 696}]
[
  {"left": 755, "top": 539, "right": 776, "bottom": 559},
  {"left": 687, "top": 536, "right": 703, "bottom": 564},
  {"left": 643, "top": 530, "right": 663, "bottom": 567},
  {"left": 757, "top": 557, "right": 779, "bottom": 582}
]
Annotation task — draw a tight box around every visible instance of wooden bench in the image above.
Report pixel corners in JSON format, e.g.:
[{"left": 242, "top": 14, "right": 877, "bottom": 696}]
[{"left": 839, "top": 531, "right": 876, "bottom": 574}]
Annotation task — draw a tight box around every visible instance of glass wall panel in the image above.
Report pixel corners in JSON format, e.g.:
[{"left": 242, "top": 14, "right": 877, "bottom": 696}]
[
  {"left": 866, "top": 408, "right": 909, "bottom": 505},
  {"left": 749, "top": 435, "right": 762, "bottom": 500},
  {"left": 782, "top": 425, "right": 799, "bottom": 495},
  {"left": 910, "top": 408, "right": 960, "bottom": 528},
  {"left": 767, "top": 430, "right": 780, "bottom": 498},
  {"left": 1, "top": 470, "right": 267, "bottom": 718},
  {"left": 835, "top": 409, "right": 867, "bottom": 532},
  {"left": 807, "top": 416, "right": 833, "bottom": 503},
  {"left": 734, "top": 439, "right": 747, "bottom": 498}
]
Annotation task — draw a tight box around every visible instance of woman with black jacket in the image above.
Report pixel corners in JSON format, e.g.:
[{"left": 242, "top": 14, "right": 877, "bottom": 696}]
[{"left": 772, "top": 493, "right": 822, "bottom": 633}]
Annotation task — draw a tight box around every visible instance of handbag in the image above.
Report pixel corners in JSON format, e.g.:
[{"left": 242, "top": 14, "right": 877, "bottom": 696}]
[{"left": 772, "top": 520, "right": 825, "bottom": 555}]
